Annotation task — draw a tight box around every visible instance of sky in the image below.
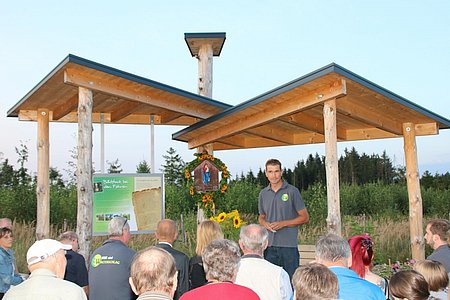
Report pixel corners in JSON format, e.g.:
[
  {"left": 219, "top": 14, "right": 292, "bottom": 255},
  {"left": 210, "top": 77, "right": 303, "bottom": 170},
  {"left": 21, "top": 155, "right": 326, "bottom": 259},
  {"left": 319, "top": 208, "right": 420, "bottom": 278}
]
[{"left": 1, "top": 1, "right": 449, "bottom": 179}]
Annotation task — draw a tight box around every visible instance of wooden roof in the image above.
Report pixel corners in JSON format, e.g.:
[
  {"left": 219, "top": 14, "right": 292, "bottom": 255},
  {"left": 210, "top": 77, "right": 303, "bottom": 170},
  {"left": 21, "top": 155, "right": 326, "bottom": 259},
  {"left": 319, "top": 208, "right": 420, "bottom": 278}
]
[
  {"left": 173, "top": 63, "right": 450, "bottom": 150},
  {"left": 7, "top": 54, "right": 231, "bottom": 125}
]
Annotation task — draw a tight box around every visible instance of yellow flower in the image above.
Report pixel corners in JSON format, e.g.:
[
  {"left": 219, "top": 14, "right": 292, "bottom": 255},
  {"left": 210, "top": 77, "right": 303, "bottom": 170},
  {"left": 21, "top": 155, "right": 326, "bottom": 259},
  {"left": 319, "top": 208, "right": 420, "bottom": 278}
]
[
  {"left": 217, "top": 212, "right": 227, "bottom": 223},
  {"left": 233, "top": 216, "right": 242, "bottom": 228},
  {"left": 226, "top": 210, "right": 239, "bottom": 218},
  {"left": 189, "top": 186, "right": 195, "bottom": 196},
  {"left": 221, "top": 184, "right": 228, "bottom": 193},
  {"left": 184, "top": 169, "right": 191, "bottom": 179}
]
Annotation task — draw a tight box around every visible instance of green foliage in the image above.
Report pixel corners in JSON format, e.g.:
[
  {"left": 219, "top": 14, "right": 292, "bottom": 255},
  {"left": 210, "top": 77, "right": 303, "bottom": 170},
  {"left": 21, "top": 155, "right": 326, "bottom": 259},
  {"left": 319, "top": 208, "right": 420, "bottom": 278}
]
[
  {"left": 161, "top": 147, "right": 185, "bottom": 186},
  {"left": 136, "top": 160, "right": 151, "bottom": 173},
  {"left": 219, "top": 180, "right": 261, "bottom": 214},
  {"left": 164, "top": 184, "right": 196, "bottom": 220},
  {"left": 302, "top": 183, "right": 327, "bottom": 225}
]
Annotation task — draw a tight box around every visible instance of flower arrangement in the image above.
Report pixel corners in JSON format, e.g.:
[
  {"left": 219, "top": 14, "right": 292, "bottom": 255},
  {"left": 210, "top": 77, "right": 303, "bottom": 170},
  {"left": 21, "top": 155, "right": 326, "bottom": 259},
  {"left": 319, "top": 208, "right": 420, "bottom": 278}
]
[
  {"left": 210, "top": 210, "right": 245, "bottom": 241},
  {"left": 184, "top": 152, "right": 229, "bottom": 212}
]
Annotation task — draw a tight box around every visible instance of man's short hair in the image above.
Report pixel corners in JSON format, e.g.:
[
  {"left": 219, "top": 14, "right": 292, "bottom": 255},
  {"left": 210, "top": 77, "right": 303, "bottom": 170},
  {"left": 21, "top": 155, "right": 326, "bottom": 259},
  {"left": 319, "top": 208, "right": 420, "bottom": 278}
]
[
  {"left": 108, "top": 216, "right": 129, "bottom": 237},
  {"left": 156, "top": 219, "right": 177, "bottom": 241},
  {"left": 315, "top": 233, "right": 350, "bottom": 262},
  {"left": 203, "top": 239, "right": 241, "bottom": 282},
  {"left": 58, "top": 231, "right": 78, "bottom": 242},
  {"left": 265, "top": 159, "right": 282, "bottom": 170},
  {"left": 427, "top": 219, "right": 450, "bottom": 242},
  {"left": 239, "top": 224, "right": 268, "bottom": 252},
  {"left": 130, "top": 246, "right": 177, "bottom": 295},
  {"left": 389, "top": 270, "right": 430, "bottom": 300},
  {"left": 292, "top": 263, "right": 339, "bottom": 300}
]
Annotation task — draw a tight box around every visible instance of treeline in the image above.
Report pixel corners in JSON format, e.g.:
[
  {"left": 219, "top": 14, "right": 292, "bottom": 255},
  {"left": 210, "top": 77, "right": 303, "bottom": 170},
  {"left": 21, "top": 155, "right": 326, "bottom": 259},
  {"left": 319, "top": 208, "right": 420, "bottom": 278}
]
[
  {"left": 0, "top": 145, "right": 449, "bottom": 227},
  {"left": 235, "top": 147, "right": 449, "bottom": 191}
]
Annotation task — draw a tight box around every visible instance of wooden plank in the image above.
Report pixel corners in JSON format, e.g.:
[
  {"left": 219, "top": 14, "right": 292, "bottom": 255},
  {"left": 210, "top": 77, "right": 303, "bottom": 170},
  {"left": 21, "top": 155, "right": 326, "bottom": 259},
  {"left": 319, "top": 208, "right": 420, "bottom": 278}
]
[
  {"left": 64, "top": 68, "right": 216, "bottom": 119},
  {"left": 110, "top": 100, "right": 142, "bottom": 122},
  {"left": 52, "top": 94, "right": 78, "bottom": 120},
  {"left": 337, "top": 99, "right": 403, "bottom": 135},
  {"left": 77, "top": 87, "right": 93, "bottom": 261},
  {"left": 415, "top": 122, "right": 438, "bottom": 135},
  {"left": 187, "top": 79, "right": 347, "bottom": 149},
  {"left": 246, "top": 125, "right": 294, "bottom": 145},
  {"left": 280, "top": 111, "right": 347, "bottom": 140},
  {"left": 402, "top": 122, "right": 425, "bottom": 261},
  {"left": 324, "top": 99, "right": 341, "bottom": 236},
  {"left": 36, "top": 108, "right": 50, "bottom": 239}
]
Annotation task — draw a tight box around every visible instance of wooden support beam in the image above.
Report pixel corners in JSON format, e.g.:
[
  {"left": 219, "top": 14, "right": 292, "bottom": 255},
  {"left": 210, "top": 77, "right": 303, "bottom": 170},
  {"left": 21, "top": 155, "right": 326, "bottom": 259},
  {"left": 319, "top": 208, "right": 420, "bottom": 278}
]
[
  {"left": 198, "top": 43, "right": 213, "bottom": 98},
  {"left": 36, "top": 108, "right": 50, "bottom": 239},
  {"left": 187, "top": 79, "right": 347, "bottom": 149},
  {"left": 402, "top": 122, "right": 425, "bottom": 261},
  {"left": 246, "top": 125, "right": 294, "bottom": 145},
  {"left": 52, "top": 94, "right": 78, "bottom": 120},
  {"left": 77, "top": 87, "right": 93, "bottom": 261},
  {"left": 324, "top": 99, "right": 341, "bottom": 236},
  {"left": 64, "top": 68, "right": 215, "bottom": 119},
  {"left": 281, "top": 111, "right": 347, "bottom": 140},
  {"left": 110, "top": 100, "right": 142, "bottom": 122},
  {"left": 337, "top": 100, "right": 403, "bottom": 135}
]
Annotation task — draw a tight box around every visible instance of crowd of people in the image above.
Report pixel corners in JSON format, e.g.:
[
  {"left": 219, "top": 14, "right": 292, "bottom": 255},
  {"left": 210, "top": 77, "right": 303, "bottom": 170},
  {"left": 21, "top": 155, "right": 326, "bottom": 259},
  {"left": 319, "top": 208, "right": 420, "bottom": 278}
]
[{"left": 0, "top": 159, "right": 449, "bottom": 300}]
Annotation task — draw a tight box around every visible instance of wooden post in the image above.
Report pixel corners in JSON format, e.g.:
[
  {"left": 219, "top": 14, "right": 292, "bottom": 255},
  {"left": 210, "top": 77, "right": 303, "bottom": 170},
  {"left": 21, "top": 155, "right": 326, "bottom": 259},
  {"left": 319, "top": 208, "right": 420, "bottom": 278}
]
[
  {"left": 36, "top": 108, "right": 50, "bottom": 239},
  {"left": 198, "top": 43, "right": 213, "bottom": 98},
  {"left": 402, "top": 122, "right": 425, "bottom": 260},
  {"left": 77, "top": 87, "right": 93, "bottom": 260},
  {"left": 323, "top": 99, "right": 341, "bottom": 236}
]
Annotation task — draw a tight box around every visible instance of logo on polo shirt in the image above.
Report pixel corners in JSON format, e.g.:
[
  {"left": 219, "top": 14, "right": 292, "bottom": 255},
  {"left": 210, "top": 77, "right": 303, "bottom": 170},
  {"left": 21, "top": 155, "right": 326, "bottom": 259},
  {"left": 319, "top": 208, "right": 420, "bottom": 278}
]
[
  {"left": 282, "top": 193, "right": 289, "bottom": 201},
  {"left": 91, "top": 253, "right": 121, "bottom": 267}
]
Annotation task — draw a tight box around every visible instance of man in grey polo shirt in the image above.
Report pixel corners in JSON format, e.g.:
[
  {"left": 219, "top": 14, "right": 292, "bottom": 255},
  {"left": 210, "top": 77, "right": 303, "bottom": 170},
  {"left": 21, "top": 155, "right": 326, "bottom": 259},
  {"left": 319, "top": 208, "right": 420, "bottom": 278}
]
[
  {"left": 258, "top": 159, "right": 309, "bottom": 279},
  {"left": 89, "top": 217, "right": 136, "bottom": 300}
]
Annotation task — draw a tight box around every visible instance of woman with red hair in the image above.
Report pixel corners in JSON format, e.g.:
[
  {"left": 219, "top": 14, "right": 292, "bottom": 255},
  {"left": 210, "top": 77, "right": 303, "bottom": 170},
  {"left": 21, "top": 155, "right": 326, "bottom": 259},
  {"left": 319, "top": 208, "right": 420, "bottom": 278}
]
[{"left": 348, "top": 234, "right": 390, "bottom": 299}]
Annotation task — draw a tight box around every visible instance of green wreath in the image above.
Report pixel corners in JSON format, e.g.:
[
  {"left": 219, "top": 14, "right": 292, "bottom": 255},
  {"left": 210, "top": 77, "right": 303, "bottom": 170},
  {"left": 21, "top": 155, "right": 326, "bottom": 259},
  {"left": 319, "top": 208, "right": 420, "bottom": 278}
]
[{"left": 184, "top": 153, "right": 229, "bottom": 212}]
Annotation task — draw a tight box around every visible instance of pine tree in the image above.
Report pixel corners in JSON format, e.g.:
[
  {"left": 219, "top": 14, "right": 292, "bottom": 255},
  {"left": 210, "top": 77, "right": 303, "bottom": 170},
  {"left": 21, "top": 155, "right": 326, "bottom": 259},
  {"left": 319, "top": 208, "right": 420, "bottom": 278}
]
[
  {"left": 160, "top": 147, "right": 185, "bottom": 186},
  {"left": 136, "top": 160, "right": 151, "bottom": 173}
]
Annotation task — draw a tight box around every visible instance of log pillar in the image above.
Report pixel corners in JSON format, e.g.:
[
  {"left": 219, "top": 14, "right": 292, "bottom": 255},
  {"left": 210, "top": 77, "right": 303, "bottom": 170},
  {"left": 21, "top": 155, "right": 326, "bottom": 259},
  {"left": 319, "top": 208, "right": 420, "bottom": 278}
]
[
  {"left": 323, "top": 99, "right": 341, "bottom": 236},
  {"left": 77, "top": 87, "right": 93, "bottom": 260},
  {"left": 36, "top": 108, "right": 50, "bottom": 239},
  {"left": 402, "top": 122, "right": 425, "bottom": 260}
]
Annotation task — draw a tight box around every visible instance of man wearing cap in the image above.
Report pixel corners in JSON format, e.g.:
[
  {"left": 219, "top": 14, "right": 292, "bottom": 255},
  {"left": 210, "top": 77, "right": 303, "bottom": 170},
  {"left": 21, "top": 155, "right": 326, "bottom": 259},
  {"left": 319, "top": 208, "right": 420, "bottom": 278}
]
[
  {"left": 89, "top": 216, "right": 137, "bottom": 300},
  {"left": 3, "top": 239, "right": 87, "bottom": 300}
]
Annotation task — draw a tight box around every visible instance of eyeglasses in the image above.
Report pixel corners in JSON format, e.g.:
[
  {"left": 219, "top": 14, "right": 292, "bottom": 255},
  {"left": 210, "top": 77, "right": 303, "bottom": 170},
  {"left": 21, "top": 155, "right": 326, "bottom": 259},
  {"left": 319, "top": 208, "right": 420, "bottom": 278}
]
[{"left": 122, "top": 218, "right": 128, "bottom": 229}]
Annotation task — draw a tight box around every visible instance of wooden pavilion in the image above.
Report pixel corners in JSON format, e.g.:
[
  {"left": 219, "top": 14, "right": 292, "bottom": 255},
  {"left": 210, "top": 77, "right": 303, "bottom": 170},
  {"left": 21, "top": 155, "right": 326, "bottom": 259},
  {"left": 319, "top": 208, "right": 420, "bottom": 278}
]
[
  {"left": 173, "top": 62, "right": 450, "bottom": 260},
  {"left": 7, "top": 55, "right": 450, "bottom": 260}
]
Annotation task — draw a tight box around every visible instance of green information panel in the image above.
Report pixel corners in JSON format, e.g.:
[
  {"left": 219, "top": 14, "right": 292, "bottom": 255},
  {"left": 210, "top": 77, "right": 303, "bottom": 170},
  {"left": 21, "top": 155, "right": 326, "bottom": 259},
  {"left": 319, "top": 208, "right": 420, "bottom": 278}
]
[{"left": 93, "top": 173, "right": 164, "bottom": 235}]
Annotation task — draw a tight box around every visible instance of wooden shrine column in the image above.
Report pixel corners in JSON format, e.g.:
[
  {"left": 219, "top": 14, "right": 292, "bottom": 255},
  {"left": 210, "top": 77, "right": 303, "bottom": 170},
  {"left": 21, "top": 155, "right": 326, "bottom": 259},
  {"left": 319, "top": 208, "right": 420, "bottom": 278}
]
[
  {"left": 36, "top": 108, "right": 50, "bottom": 239},
  {"left": 77, "top": 87, "right": 93, "bottom": 259},
  {"left": 323, "top": 99, "right": 341, "bottom": 236},
  {"left": 402, "top": 122, "right": 425, "bottom": 260}
]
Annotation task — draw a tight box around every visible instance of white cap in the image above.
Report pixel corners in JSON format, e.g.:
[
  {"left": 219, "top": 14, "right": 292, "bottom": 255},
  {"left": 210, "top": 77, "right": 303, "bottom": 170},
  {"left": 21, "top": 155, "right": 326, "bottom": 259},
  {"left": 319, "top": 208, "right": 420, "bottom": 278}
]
[{"left": 26, "top": 239, "right": 72, "bottom": 265}]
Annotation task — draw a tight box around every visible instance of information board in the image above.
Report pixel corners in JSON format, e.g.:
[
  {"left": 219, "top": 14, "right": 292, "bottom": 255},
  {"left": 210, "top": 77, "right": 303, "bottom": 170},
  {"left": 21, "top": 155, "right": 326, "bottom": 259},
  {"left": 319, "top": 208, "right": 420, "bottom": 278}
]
[{"left": 93, "top": 173, "right": 164, "bottom": 235}]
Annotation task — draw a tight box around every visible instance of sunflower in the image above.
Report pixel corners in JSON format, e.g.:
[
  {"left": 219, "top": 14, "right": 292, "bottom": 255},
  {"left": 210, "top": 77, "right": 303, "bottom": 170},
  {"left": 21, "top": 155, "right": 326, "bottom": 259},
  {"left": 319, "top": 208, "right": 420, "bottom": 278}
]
[
  {"left": 184, "top": 169, "right": 191, "bottom": 179},
  {"left": 233, "top": 216, "right": 242, "bottom": 228},
  {"left": 217, "top": 212, "right": 227, "bottom": 223},
  {"left": 189, "top": 186, "right": 195, "bottom": 196},
  {"left": 226, "top": 210, "right": 239, "bottom": 219}
]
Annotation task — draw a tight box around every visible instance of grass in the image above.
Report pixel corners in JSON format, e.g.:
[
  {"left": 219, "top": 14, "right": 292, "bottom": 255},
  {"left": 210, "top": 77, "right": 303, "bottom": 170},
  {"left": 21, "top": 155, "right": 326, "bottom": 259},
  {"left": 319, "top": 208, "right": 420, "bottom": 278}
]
[{"left": 10, "top": 213, "right": 434, "bottom": 274}]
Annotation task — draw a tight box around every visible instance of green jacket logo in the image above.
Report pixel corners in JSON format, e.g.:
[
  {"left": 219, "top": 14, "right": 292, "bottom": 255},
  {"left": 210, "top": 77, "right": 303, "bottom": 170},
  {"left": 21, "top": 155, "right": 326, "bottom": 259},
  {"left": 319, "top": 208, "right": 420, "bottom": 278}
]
[
  {"left": 281, "top": 193, "right": 289, "bottom": 201},
  {"left": 91, "top": 254, "right": 121, "bottom": 267}
]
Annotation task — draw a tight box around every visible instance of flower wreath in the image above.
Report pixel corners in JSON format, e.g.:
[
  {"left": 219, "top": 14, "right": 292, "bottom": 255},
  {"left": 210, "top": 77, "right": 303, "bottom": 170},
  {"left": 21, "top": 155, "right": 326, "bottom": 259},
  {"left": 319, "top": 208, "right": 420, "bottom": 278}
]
[{"left": 184, "top": 152, "right": 229, "bottom": 212}]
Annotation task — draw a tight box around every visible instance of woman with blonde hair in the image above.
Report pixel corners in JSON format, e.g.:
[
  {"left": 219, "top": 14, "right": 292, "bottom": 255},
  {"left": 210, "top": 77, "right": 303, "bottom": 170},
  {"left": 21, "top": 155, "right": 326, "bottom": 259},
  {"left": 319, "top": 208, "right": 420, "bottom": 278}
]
[
  {"left": 188, "top": 220, "right": 223, "bottom": 290},
  {"left": 414, "top": 260, "right": 449, "bottom": 300}
]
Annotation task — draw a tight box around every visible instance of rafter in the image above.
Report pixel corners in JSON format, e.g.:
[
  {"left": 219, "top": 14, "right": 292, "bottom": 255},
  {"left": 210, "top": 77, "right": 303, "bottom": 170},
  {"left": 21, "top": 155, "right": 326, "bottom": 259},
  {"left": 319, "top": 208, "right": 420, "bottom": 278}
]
[
  {"left": 52, "top": 94, "right": 78, "bottom": 120},
  {"left": 337, "top": 99, "right": 403, "bottom": 135}
]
